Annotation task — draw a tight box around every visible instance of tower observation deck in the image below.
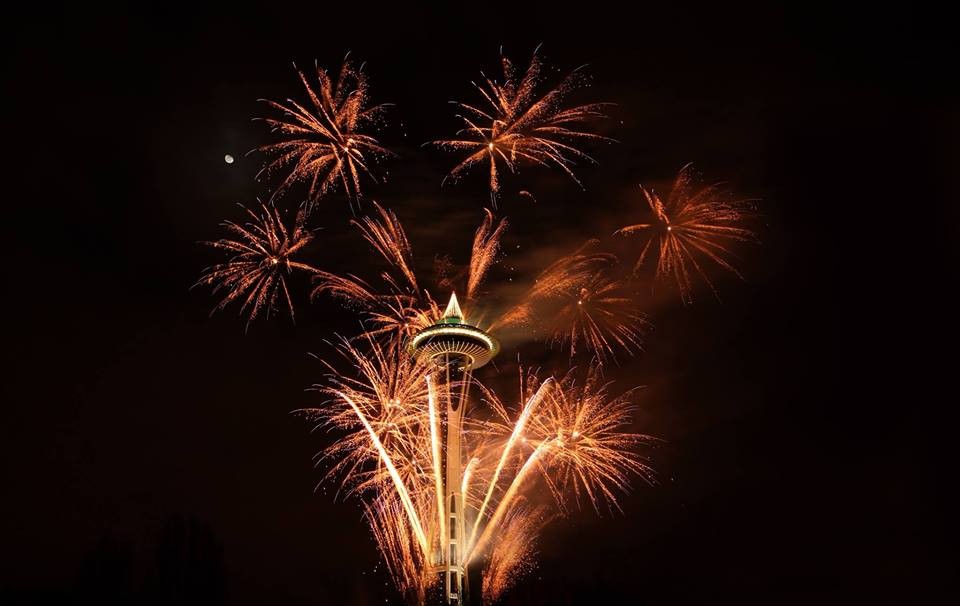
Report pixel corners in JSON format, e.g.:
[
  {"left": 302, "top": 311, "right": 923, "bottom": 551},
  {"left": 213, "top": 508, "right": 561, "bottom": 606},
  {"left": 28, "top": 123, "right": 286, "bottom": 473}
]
[{"left": 409, "top": 292, "right": 499, "bottom": 371}]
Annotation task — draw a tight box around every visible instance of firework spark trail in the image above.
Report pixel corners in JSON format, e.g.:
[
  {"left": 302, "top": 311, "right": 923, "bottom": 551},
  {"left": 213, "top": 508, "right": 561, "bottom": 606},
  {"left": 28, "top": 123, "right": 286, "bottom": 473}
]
[
  {"left": 466, "top": 377, "right": 555, "bottom": 555},
  {"left": 352, "top": 202, "right": 419, "bottom": 293},
  {"left": 490, "top": 240, "right": 616, "bottom": 330},
  {"left": 311, "top": 204, "right": 510, "bottom": 345},
  {"left": 461, "top": 456, "right": 479, "bottom": 498},
  {"left": 366, "top": 296, "right": 441, "bottom": 341},
  {"left": 197, "top": 202, "right": 318, "bottom": 328},
  {"left": 528, "top": 363, "right": 657, "bottom": 512},
  {"left": 426, "top": 374, "right": 447, "bottom": 560},
  {"left": 365, "top": 496, "right": 431, "bottom": 602},
  {"left": 307, "top": 335, "right": 653, "bottom": 600},
  {"left": 491, "top": 239, "right": 616, "bottom": 331},
  {"left": 464, "top": 441, "right": 548, "bottom": 566},
  {"left": 337, "top": 389, "right": 429, "bottom": 554},
  {"left": 311, "top": 202, "right": 443, "bottom": 342},
  {"left": 194, "top": 45, "right": 766, "bottom": 604},
  {"left": 258, "top": 58, "right": 393, "bottom": 209},
  {"left": 432, "top": 48, "right": 613, "bottom": 198},
  {"left": 300, "top": 204, "right": 653, "bottom": 598},
  {"left": 271, "top": 201, "right": 660, "bottom": 601},
  {"left": 310, "top": 270, "right": 378, "bottom": 309},
  {"left": 467, "top": 209, "right": 508, "bottom": 301},
  {"left": 616, "top": 164, "right": 755, "bottom": 303},
  {"left": 307, "top": 336, "right": 433, "bottom": 497},
  {"left": 304, "top": 335, "right": 448, "bottom": 600},
  {"left": 462, "top": 362, "right": 653, "bottom": 567}
]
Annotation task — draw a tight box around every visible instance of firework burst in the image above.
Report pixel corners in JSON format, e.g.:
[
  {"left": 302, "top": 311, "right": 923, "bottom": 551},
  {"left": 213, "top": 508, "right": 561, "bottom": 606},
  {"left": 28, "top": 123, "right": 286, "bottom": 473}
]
[
  {"left": 461, "top": 364, "right": 651, "bottom": 565},
  {"left": 258, "top": 58, "right": 392, "bottom": 210},
  {"left": 493, "top": 241, "right": 648, "bottom": 360},
  {"left": 529, "top": 363, "right": 657, "bottom": 512},
  {"left": 616, "top": 164, "right": 755, "bottom": 303},
  {"left": 547, "top": 269, "right": 649, "bottom": 361},
  {"left": 432, "top": 48, "right": 612, "bottom": 199},
  {"left": 196, "top": 202, "right": 318, "bottom": 327}
]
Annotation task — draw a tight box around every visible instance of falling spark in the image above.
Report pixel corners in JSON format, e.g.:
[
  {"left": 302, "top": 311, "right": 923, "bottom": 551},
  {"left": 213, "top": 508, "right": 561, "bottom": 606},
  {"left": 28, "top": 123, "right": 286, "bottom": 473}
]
[
  {"left": 257, "top": 58, "right": 393, "bottom": 210},
  {"left": 432, "top": 48, "right": 613, "bottom": 198},
  {"left": 616, "top": 164, "right": 755, "bottom": 303},
  {"left": 481, "top": 505, "right": 552, "bottom": 604},
  {"left": 518, "top": 190, "right": 537, "bottom": 204},
  {"left": 196, "top": 202, "right": 318, "bottom": 328}
]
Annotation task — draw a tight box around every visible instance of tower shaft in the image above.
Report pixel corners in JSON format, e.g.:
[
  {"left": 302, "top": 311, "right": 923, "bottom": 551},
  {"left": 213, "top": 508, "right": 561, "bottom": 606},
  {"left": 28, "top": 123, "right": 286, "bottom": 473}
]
[{"left": 443, "top": 360, "right": 470, "bottom": 604}]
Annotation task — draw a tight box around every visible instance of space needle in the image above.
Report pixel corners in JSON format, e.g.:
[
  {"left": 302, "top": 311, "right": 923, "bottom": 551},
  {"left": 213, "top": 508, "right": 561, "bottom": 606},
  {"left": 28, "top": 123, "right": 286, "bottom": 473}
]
[{"left": 409, "top": 293, "right": 499, "bottom": 604}]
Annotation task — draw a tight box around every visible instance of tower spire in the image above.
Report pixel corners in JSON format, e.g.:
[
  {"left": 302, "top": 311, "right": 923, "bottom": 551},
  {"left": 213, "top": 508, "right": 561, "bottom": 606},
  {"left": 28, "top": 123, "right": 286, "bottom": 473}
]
[{"left": 443, "top": 292, "right": 464, "bottom": 323}]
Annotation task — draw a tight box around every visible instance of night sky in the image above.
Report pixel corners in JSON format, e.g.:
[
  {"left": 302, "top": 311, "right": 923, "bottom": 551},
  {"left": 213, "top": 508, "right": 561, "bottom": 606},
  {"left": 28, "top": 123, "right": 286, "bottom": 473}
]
[{"left": 4, "top": 3, "right": 956, "bottom": 605}]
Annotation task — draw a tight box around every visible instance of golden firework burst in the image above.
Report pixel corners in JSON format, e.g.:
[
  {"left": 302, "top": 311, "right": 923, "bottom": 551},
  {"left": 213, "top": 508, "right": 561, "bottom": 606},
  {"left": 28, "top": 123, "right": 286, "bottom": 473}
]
[
  {"left": 616, "top": 164, "right": 755, "bottom": 303},
  {"left": 258, "top": 58, "right": 393, "bottom": 210},
  {"left": 432, "top": 48, "right": 613, "bottom": 199},
  {"left": 196, "top": 203, "right": 318, "bottom": 327}
]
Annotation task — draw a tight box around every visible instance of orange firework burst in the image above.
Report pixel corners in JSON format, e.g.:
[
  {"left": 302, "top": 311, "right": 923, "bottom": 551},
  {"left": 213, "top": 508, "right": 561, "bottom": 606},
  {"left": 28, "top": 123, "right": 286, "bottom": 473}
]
[
  {"left": 493, "top": 241, "right": 648, "bottom": 360},
  {"left": 616, "top": 164, "right": 755, "bottom": 303},
  {"left": 432, "top": 48, "right": 612, "bottom": 198},
  {"left": 258, "top": 57, "right": 392, "bottom": 210},
  {"left": 547, "top": 268, "right": 649, "bottom": 361},
  {"left": 196, "top": 203, "right": 318, "bottom": 327},
  {"left": 529, "top": 363, "right": 657, "bottom": 512}
]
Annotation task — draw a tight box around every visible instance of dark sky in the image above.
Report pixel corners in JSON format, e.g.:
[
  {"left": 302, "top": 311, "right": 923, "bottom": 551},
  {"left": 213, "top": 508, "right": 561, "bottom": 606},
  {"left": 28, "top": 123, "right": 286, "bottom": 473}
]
[{"left": 4, "top": 3, "right": 956, "bottom": 605}]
